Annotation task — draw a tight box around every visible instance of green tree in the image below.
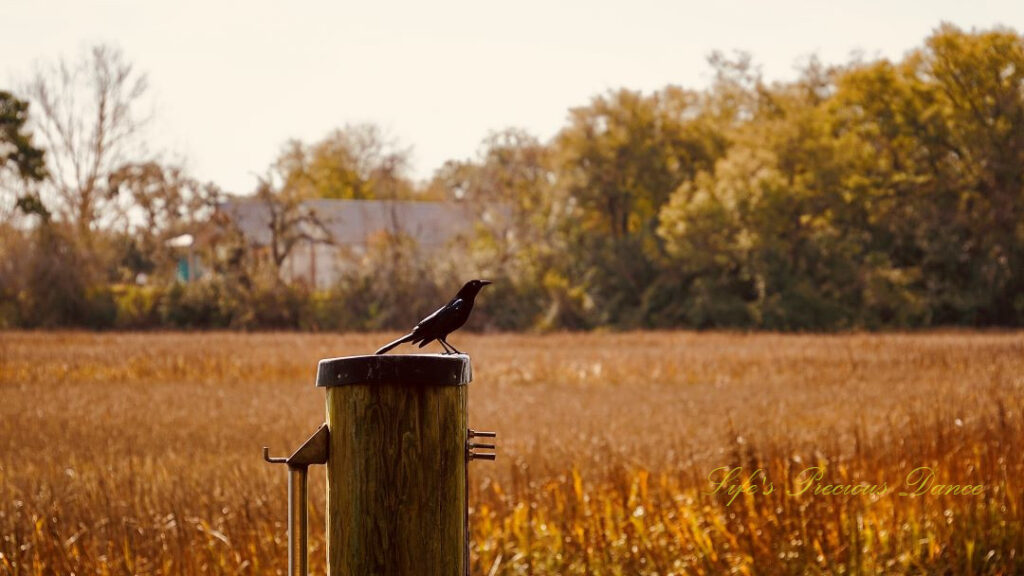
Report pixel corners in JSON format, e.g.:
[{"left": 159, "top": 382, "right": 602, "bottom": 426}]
[
  {"left": 555, "top": 87, "right": 722, "bottom": 326},
  {"left": 0, "top": 91, "right": 46, "bottom": 182},
  {"left": 1, "top": 91, "right": 47, "bottom": 224}
]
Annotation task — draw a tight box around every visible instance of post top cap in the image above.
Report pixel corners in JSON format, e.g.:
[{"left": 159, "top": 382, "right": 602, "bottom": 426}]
[{"left": 316, "top": 353, "right": 472, "bottom": 387}]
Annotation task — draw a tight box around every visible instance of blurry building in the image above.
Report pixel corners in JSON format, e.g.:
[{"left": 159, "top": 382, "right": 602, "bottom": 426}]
[{"left": 217, "top": 198, "right": 478, "bottom": 289}]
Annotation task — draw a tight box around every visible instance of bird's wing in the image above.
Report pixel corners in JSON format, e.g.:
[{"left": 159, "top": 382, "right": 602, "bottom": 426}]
[{"left": 415, "top": 298, "right": 463, "bottom": 330}]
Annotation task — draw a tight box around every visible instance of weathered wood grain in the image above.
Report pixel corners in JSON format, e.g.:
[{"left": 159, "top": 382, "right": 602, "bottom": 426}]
[{"left": 324, "top": 354, "right": 469, "bottom": 576}]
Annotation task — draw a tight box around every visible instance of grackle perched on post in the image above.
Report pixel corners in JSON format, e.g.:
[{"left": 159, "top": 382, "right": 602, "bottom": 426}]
[{"left": 374, "top": 279, "right": 492, "bottom": 355}]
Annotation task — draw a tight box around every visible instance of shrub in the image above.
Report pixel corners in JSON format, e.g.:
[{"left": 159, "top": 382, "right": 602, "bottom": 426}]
[{"left": 113, "top": 284, "right": 163, "bottom": 329}]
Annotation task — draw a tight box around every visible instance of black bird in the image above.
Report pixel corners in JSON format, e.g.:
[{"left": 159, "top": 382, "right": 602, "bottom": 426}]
[{"left": 374, "top": 279, "right": 492, "bottom": 355}]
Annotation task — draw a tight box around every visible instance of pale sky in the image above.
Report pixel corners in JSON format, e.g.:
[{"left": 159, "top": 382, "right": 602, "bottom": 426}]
[{"left": 3, "top": 1, "right": 1022, "bottom": 194}]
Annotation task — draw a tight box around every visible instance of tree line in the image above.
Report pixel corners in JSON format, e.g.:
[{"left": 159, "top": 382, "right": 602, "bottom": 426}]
[{"left": 1, "top": 24, "right": 1022, "bottom": 331}]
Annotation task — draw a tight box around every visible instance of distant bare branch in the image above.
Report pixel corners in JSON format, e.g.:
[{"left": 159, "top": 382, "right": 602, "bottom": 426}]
[{"left": 23, "top": 44, "right": 150, "bottom": 233}]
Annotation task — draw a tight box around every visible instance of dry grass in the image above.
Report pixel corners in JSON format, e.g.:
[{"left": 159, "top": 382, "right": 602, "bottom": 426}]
[{"left": 1, "top": 331, "right": 1021, "bottom": 574}]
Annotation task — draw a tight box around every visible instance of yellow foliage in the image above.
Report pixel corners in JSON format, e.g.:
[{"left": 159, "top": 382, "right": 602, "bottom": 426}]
[{"left": 0, "top": 331, "right": 1021, "bottom": 574}]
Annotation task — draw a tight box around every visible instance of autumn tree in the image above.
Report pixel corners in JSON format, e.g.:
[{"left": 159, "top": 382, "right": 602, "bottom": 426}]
[
  {"left": 106, "top": 161, "right": 222, "bottom": 278},
  {"left": 829, "top": 23, "right": 1024, "bottom": 325},
  {"left": 555, "top": 87, "right": 723, "bottom": 326},
  {"left": 908, "top": 24, "right": 1023, "bottom": 324},
  {"left": 657, "top": 24, "right": 1024, "bottom": 329},
  {"left": 429, "top": 129, "right": 565, "bottom": 328},
  {"left": 246, "top": 178, "right": 331, "bottom": 272},
  {"left": 273, "top": 124, "right": 414, "bottom": 201},
  {"left": 3, "top": 50, "right": 151, "bottom": 328}
]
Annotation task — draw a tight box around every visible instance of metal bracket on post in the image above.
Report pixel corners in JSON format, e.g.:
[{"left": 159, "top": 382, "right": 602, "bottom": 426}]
[
  {"left": 264, "top": 423, "right": 330, "bottom": 576},
  {"left": 467, "top": 428, "right": 497, "bottom": 461},
  {"left": 465, "top": 428, "right": 497, "bottom": 575}
]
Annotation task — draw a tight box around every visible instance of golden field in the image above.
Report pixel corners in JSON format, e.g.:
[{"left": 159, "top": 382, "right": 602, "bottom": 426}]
[{"left": 0, "top": 331, "right": 1021, "bottom": 575}]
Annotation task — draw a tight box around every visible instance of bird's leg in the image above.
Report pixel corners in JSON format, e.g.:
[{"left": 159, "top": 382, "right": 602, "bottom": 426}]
[
  {"left": 437, "top": 339, "right": 454, "bottom": 355},
  {"left": 441, "top": 338, "right": 463, "bottom": 355}
]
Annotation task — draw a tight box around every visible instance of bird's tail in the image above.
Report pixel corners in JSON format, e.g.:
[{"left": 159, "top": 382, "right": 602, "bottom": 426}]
[{"left": 375, "top": 332, "right": 415, "bottom": 355}]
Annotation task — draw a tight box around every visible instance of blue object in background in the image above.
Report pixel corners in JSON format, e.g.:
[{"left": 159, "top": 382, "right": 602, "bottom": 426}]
[{"left": 177, "top": 258, "right": 190, "bottom": 282}]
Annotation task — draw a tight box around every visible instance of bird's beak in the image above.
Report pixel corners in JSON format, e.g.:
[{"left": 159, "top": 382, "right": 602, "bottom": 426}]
[{"left": 480, "top": 280, "right": 493, "bottom": 286}]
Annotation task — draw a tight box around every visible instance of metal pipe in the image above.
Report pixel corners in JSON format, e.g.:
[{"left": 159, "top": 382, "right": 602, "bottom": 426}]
[
  {"left": 288, "top": 466, "right": 309, "bottom": 576},
  {"left": 264, "top": 424, "right": 328, "bottom": 576}
]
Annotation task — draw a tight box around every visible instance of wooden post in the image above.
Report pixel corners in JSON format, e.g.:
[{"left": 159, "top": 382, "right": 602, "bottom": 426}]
[{"left": 317, "top": 354, "right": 471, "bottom": 576}]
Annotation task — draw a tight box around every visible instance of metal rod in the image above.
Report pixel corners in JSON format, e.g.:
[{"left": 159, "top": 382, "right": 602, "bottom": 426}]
[
  {"left": 466, "top": 427, "right": 498, "bottom": 574},
  {"left": 264, "top": 424, "right": 328, "bottom": 576},
  {"left": 263, "top": 446, "right": 288, "bottom": 463},
  {"left": 288, "top": 465, "right": 309, "bottom": 576}
]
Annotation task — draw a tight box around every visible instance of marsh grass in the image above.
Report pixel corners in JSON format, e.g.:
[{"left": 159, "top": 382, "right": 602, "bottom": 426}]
[{"left": 1, "top": 331, "right": 1021, "bottom": 574}]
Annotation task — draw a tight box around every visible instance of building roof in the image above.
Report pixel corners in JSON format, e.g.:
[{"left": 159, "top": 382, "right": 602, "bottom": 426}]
[{"left": 219, "top": 198, "right": 479, "bottom": 247}]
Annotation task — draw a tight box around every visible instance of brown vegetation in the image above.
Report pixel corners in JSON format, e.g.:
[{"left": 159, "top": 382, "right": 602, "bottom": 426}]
[
  {"left": 0, "top": 331, "right": 1021, "bottom": 574},
  {"left": 5, "top": 25, "right": 1024, "bottom": 333}
]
